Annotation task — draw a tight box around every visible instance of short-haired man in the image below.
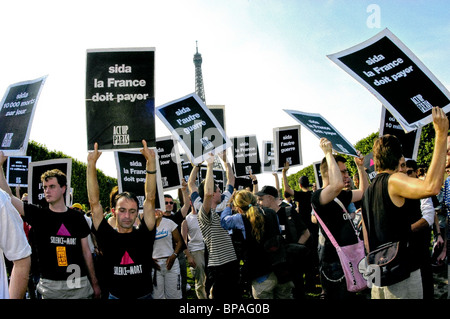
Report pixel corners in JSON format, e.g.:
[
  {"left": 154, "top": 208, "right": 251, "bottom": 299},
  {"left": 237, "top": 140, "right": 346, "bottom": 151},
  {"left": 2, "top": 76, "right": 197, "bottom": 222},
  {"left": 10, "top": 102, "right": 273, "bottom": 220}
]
[
  {"left": 311, "top": 138, "right": 368, "bottom": 300},
  {"left": 87, "top": 141, "right": 157, "bottom": 299},
  {"left": 362, "top": 107, "right": 448, "bottom": 299},
  {"left": 0, "top": 152, "right": 100, "bottom": 299}
]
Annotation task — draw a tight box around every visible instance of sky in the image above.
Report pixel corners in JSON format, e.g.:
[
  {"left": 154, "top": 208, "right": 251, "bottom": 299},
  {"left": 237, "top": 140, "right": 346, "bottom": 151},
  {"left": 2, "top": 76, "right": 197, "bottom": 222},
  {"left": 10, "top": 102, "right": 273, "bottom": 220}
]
[{"left": 1, "top": 0, "right": 449, "bottom": 196}]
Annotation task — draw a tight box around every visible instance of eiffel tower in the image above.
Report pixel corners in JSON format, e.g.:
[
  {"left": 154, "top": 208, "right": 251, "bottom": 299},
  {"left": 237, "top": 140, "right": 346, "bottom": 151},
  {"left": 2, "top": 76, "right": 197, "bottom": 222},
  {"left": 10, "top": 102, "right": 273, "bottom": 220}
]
[
  {"left": 193, "top": 41, "right": 206, "bottom": 103},
  {"left": 192, "top": 41, "right": 224, "bottom": 173}
]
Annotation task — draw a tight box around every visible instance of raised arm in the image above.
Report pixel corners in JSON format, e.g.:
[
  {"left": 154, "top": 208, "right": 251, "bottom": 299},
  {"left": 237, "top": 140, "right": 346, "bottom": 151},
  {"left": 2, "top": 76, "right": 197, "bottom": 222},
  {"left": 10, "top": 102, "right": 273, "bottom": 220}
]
[
  {"left": 188, "top": 164, "right": 200, "bottom": 195},
  {"left": 87, "top": 142, "right": 104, "bottom": 230},
  {"left": 282, "top": 162, "right": 295, "bottom": 197},
  {"left": 0, "top": 152, "right": 24, "bottom": 215},
  {"left": 201, "top": 154, "right": 215, "bottom": 214},
  {"left": 318, "top": 138, "right": 345, "bottom": 205},
  {"left": 390, "top": 107, "right": 449, "bottom": 200},
  {"left": 220, "top": 150, "right": 234, "bottom": 187},
  {"left": 351, "top": 151, "right": 369, "bottom": 203},
  {"left": 179, "top": 180, "right": 190, "bottom": 218},
  {"left": 140, "top": 140, "right": 156, "bottom": 231}
]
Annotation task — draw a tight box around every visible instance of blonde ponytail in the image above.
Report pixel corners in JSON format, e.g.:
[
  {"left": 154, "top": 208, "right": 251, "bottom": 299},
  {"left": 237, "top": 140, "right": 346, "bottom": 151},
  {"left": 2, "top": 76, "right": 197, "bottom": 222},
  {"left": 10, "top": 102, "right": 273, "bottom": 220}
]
[{"left": 233, "top": 190, "right": 264, "bottom": 242}]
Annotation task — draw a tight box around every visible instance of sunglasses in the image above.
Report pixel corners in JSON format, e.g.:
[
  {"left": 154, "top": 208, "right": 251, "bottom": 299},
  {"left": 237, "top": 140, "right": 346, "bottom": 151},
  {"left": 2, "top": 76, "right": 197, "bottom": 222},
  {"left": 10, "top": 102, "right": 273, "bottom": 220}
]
[{"left": 165, "top": 201, "right": 174, "bottom": 205}]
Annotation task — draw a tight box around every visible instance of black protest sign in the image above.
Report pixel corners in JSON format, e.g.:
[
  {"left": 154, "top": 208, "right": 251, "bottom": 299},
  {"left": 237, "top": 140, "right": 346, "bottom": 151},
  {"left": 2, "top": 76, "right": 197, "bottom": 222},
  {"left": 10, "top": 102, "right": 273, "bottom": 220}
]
[
  {"left": 284, "top": 109, "right": 357, "bottom": 157},
  {"left": 364, "top": 152, "right": 377, "bottom": 182},
  {"left": 262, "top": 140, "right": 278, "bottom": 173},
  {"left": 313, "top": 161, "right": 323, "bottom": 189},
  {"left": 86, "top": 48, "right": 155, "bottom": 151},
  {"left": 235, "top": 177, "right": 253, "bottom": 191},
  {"left": 200, "top": 167, "right": 225, "bottom": 193},
  {"left": 0, "top": 76, "right": 47, "bottom": 155},
  {"left": 379, "top": 106, "right": 421, "bottom": 160},
  {"left": 231, "top": 135, "right": 262, "bottom": 177},
  {"left": 328, "top": 28, "right": 450, "bottom": 133},
  {"left": 114, "top": 150, "right": 164, "bottom": 210},
  {"left": 273, "top": 125, "right": 302, "bottom": 170},
  {"left": 156, "top": 136, "right": 182, "bottom": 191},
  {"left": 180, "top": 153, "right": 195, "bottom": 183},
  {"left": 156, "top": 93, "right": 231, "bottom": 165},
  {"left": 208, "top": 105, "right": 226, "bottom": 132},
  {"left": 6, "top": 156, "right": 31, "bottom": 187},
  {"left": 28, "top": 159, "right": 72, "bottom": 206}
]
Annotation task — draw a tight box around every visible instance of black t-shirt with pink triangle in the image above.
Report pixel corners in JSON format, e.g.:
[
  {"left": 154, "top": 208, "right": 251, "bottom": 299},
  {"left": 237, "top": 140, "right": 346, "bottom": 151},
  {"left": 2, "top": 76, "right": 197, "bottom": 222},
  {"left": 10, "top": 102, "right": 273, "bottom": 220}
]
[
  {"left": 24, "top": 203, "right": 91, "bottom": 281},
  {"left": 94, "top": 218, "right": 156, "bottom": 299}
]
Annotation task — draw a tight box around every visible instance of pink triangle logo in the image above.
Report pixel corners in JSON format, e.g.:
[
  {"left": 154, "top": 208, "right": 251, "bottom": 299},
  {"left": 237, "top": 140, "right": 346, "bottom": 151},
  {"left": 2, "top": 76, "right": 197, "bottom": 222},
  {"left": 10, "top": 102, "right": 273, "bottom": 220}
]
[
  {"left": 120, "top": 251, "right": 134, "bottom": 265},
  {"left": 56, "top": 223, "right": 71, "bottom": 236},
  {"left": 370, "top": 159, "right": 374, "bottom": 167}
]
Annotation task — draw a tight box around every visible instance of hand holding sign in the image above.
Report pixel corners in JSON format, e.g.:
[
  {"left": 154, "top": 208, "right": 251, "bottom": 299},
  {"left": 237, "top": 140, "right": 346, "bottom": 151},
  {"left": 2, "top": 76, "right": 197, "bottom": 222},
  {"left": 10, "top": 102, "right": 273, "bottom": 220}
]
[
  {"left": 431, "top": 106, "right": 449, "bottom": 137},
  {"left": 319, "top": 138, "right": 333, "bottom": 156}
]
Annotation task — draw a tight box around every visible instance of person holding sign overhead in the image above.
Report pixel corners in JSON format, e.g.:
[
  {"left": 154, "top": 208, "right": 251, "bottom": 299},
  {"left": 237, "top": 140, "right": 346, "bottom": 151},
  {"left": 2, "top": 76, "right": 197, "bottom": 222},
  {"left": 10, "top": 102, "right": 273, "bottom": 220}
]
[
  {"left": 361, "top": 107, "right": 448, "bottom": 299},
  {"left": 310, "top": 138, "right": 369, "bottom": 300},
  {"left": 87, "top": 141, "right": 157, "bottom": 299}
]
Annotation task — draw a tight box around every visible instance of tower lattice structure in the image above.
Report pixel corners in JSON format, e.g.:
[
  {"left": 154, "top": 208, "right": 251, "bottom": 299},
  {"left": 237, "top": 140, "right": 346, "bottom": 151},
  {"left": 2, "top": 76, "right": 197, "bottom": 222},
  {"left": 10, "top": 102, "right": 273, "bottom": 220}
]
[{"left": 193, "top": 41, "right": 206, "bottom": 103}]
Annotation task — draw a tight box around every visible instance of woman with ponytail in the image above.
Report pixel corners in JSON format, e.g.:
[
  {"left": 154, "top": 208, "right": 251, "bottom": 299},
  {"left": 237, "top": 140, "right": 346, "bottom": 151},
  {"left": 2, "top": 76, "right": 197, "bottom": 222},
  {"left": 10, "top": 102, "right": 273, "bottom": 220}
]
[{"left": 221, "top": 189, "right": 294, "bottom": 299}]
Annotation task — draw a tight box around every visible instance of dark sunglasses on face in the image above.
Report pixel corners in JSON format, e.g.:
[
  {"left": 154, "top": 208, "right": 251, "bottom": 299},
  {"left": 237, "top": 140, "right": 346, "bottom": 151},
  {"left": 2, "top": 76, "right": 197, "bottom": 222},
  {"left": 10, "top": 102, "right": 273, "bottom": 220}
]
[{"left": 165, "top": 201, "right": 174, "bottom": 205}]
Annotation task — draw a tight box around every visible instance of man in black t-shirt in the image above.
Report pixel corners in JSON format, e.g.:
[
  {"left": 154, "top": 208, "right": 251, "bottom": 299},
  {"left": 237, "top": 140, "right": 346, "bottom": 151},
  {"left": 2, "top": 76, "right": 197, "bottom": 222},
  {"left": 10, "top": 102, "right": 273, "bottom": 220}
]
[
  {"left": 87, "top": 140, "right": 157, "bottom": 299},
  {"left": 0, "top": 152, "right": 100, "bottom": 299},
  {"left": 310, "top": 138, "right": 368, "bottom": 300}
]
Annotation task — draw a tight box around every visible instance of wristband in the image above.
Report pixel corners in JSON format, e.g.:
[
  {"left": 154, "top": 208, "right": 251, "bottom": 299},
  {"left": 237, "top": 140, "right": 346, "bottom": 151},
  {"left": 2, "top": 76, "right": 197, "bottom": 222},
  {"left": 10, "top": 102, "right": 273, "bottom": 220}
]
[
  {"left": 146, "top": 170, "right": 157, "bottom": 174},
  {"left": 173, "top": 252, "right": 178, "bottom": 257}
]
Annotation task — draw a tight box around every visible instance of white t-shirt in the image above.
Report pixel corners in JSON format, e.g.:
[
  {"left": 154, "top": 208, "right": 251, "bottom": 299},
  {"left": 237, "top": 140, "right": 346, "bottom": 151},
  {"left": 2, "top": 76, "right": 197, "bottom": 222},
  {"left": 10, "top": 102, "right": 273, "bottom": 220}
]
[
  {"left": 0, "top": 189, "right": 31, "bottom": 299},
  {"left": 185, "top": 212, "right": 205, "bottom": 252},
  {"left": 153, "top": 218, "right": 178, "bottom": 259}
]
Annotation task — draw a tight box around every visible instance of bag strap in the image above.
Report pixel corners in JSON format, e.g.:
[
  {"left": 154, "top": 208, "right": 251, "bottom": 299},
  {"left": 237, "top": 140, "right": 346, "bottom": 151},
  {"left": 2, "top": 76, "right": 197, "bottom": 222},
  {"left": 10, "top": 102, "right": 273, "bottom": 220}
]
[
  {"left": 333, "top": 198, "right": 359, "bottom": 236},
  {"left": 312, "top": 207, "right": 340, "bottom": 250}
]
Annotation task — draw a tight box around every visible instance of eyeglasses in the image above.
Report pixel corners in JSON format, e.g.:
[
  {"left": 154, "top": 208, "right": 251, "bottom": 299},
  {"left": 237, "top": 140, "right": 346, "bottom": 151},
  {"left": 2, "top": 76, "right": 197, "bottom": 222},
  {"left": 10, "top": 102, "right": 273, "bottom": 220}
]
[
  {"left": 406, "top": 170, "right": 414, "bottom": 175},
  {"left": 165, "top": 201, "right": 174, "bottom": 205}
]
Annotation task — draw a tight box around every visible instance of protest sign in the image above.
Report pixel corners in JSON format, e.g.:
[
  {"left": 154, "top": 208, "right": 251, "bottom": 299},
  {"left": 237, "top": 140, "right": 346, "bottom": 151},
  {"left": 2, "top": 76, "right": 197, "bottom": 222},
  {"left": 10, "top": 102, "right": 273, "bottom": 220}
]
[
  {"left": 200, "top": 166, "right": 225, "bottom": 193},
  {"left": 312, "top": 161, "right": 323, "bottom": 190},
  {"left": 284, "top": 109, "right": 358, "bottom": 157},
  {"left": 0, "top": 76, "right": 47, "bottom": 155},
  {"left": 273, "top": 125, "right": 302, "bottom": 170},
  {"left": 231, "top": 135, "right": 262, "bottom": 177},
  {"left": 262, "top": 140, "right": 277, "bottom": 173},
  {"left": 364, "top": 152, "right": 377, "bottom": 182},
  {"left": 156, "top": 93, "right": 231, "bottom": 165},
  {"left": 114, "top": 150, "right": 164, "bottom": 210},
  {"left": 6, "top": 156, "right": 31, "bottom": 187},
  {"left": 180, "top": 153, "right": 195, "bottom": 183},
  {"left": 28, "top": 158, "right": 72, "bottom": 206},
  {"left": 327, "top": 28, "right": 450, "bottom": 132},
  {"left": 208, "top": 105, "right": 226, "bottom": 132},
  {"left": 86, "top": 48, "right": 155, "bottom": 151},
  {"left": 379, "top": 106, "right": 421, "bottom": 160},
  {"left": 156, "top": 136, "right": 183, "bottom": 191}
]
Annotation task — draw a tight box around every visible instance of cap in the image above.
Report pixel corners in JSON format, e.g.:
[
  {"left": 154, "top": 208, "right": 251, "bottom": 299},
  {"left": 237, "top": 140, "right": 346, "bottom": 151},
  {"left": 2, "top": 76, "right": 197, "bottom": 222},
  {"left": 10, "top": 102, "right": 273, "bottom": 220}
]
[
  {"left": 299, "top": 176, "right": 312, "bottom": 188},
  {"left": 72, "top": 203, "right": 83, "bottom": 210},
  {"left": 255, "top": 186, "right": 279, "bottom": 198}
]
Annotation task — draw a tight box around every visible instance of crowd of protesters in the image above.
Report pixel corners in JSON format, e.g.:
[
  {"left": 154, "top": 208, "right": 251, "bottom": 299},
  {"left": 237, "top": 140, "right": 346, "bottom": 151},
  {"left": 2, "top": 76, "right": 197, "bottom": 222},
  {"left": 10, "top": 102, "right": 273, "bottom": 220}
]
[{"left": 0, "top": 107, "right": 449, "bottom": 300}]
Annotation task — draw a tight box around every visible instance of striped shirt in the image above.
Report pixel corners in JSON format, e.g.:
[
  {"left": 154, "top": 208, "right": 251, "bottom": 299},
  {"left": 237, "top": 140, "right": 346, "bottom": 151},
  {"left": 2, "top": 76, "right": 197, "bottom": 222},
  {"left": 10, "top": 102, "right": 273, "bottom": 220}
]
[{"left": 198, "top": 206, "right": 237, "bottom": 267}]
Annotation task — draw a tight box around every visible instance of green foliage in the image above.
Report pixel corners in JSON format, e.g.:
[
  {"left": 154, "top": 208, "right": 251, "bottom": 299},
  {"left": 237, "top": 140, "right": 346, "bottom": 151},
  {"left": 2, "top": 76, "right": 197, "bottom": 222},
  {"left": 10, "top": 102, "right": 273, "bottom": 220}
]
[{"left": 18, "top": 140, "right": 117, "bottom": 210}]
